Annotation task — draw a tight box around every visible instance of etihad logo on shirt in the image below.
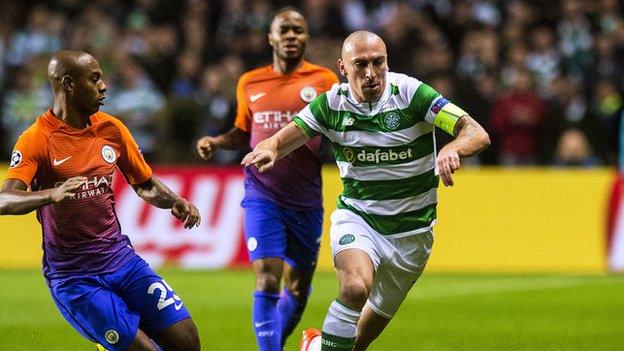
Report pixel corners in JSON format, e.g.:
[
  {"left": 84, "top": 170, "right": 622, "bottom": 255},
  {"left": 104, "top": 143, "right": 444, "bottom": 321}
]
[
  {"left": 253, "top": 110, "right": 299, "bottom": 129},
  {"left": 344, "top": 147, "right": 414, "bottom": 164},
  {"left": 54, "top": 174, "right": 114, "bottom": 199}
]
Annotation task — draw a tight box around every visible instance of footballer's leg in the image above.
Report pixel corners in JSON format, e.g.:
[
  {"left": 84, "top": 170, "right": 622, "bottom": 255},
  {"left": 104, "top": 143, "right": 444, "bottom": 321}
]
[
  {"left": 352, "top": 306, "right": 390, "bottom": 351},
  {"left": 280, "top": 262, "right": 314, "bottom": 344},
  {"left": 317, "top": 209, "right": 381, "bottom": 351},
  {"left": 244, "top": 198, "right": 288, "bottom": 350},
  {"left": 251, "top": 257, "right": 285, "bottom": 350},
  {"left": 153, "top": 318, "right": 200, "bottom": 351},
  {"left": 49, "top": 272, "right": 151, "bottom": 351},
  {"left": 280, "top": 206, "right": 323, "bottom": 344},
  {"left": 115, "top": 255, "right": 199, "bottom": 351},
  {"left": 353, "top": 231, "right": 434, "bottom": 350},
  {"left": 127, "top": 330, "right": 160, "bottom": 351},
  {"left": 319, "top": 249, "right": 375, "bottom": 351}
]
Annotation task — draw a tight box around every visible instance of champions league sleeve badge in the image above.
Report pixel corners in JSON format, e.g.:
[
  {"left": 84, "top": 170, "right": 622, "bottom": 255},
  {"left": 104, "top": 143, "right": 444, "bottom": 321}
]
[
  {"left": 9, "top": 150, "right": 22, "bottom": 168},
  {"left": 300, "top": 86, "right": 317, "bottom": 103}
]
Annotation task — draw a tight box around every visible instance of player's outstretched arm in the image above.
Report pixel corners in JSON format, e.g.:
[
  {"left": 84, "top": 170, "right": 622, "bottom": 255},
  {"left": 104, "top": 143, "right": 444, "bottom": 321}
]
[
  {"left": 241, "top": 122, "right": 310, "bottom": 173},
  {"left": 132, "top": 177, "right": 201, "bottom": 229},
  {"left": 196, "top": 127, "right": 250, "bottom": 160},
  {"left": 436, "top": 115, "right": 490, "bottom": 187},
  {"left": 0, "top": 177, "right": 87, "bottom": 215}
]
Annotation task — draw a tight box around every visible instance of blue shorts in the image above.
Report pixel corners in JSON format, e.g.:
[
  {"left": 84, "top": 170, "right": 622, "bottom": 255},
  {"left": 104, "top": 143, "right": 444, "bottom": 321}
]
[
  {"left": 242, "top": 198, "right": 323, "bottom": 271},
  {"left": 48, "top": 254, "right": 191, "bottom": 351}
]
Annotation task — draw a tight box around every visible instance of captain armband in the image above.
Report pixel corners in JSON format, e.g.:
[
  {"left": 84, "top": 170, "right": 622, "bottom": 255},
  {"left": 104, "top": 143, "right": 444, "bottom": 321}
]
[{"left": 433, "top": 102, "right": 468, "bottom": 136}]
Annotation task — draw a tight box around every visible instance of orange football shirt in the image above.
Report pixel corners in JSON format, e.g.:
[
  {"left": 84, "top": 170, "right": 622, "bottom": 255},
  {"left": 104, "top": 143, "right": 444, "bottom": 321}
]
[
  {"left": 233, "top": 60, "right": 339, "bottom": 209},
  {"left": 5, "top": 110, "right": 152, "bottom": 278}
]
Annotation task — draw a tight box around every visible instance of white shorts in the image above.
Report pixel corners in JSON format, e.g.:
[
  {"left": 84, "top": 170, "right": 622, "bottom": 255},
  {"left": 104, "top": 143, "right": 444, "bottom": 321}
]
[{"left": 330, "top": 209, "right": 434, "bottom": 318}]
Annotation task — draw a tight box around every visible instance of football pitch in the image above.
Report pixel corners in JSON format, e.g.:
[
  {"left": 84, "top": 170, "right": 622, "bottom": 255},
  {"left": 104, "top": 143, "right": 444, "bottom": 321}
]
[{"left": 1, "top": 270, "right": 623, "bottom": 351}]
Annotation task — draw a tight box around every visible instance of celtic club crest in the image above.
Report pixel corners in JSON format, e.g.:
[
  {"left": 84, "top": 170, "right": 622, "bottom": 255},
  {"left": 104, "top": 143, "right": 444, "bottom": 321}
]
[{"left": 383, "top": 113, "right": 400, "bottom": 130}]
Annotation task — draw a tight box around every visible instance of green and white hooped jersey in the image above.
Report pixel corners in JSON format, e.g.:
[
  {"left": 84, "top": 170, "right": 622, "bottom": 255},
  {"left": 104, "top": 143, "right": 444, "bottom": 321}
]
[{"left": 293, "top": 72, "right": 465, "bottom": 236}]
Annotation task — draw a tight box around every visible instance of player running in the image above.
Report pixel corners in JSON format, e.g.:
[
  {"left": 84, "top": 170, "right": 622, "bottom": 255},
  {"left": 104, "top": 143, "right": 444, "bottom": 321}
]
[
  {"left": 242, "top": 31, "right": 490, "bottom": 351},
  {"left": 0, "top": 50, "right": 202, "bottom": 351},
  {"left": 196, "top": 7, "right": 338, "bottom": 351}
]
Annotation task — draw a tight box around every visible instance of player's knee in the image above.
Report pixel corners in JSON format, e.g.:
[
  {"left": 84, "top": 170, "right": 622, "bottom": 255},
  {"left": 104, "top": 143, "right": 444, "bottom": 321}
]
[
  {"left": 255, "top": 273, "right": 281, "bottom": 293},
  {"left": 339, "top": 280, "right": 370, "bottom": 308}
]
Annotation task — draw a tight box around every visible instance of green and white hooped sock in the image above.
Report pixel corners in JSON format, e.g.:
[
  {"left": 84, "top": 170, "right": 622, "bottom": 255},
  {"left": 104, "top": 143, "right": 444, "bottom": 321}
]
[{"left": 321, "top": 300, "right": 361, "bottom": 350}]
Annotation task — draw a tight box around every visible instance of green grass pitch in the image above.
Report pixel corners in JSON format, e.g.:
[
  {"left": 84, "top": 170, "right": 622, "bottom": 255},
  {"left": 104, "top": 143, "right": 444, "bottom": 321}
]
[{"left": 1, "top": 270, "right": 623, "bottom": 350}]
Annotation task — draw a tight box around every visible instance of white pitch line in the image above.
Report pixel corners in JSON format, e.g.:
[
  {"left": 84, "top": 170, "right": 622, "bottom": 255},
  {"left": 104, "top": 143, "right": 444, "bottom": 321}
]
[{"left": 408, "top": 276, "right": 624, "bottom": 300}]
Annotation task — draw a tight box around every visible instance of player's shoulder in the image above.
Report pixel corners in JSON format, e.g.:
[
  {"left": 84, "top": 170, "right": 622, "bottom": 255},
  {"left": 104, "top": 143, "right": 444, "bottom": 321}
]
[
  {"left": 301, "top": 61, "right": 334, "bottom": 74},
  {"left": 10, "top": 112, "right": 55, "bottom": 160},
  {"left": 239, "top": 65, "right": 273, "bottom": 84},
  {"left": 387, "top": 71, "right": 422, "bottom": 89},
  {"left": 325, "top": 80, "right": 349, "bottom": 99},
  {"left": 387, "top": 71, "right": 428, "bottom": 100},
  {"left": 93, "top": 111, "right": 126, "bottom": 129},
  {"left": 17, "top": 112, "right": 54, "bottom": 143},
  {"left": 301, "top": 61, "right": 339, "bottom": 82},
  {"left": 92, "top": 111, "right": 132, "bottom": 139}
]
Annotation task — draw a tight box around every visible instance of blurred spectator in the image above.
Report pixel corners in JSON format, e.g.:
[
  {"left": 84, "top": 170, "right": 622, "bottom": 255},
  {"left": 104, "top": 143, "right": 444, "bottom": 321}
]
[
  {"left": 0, "top": 0, "right": 623, "bottom": 167},
  {"left": 489, "top": 68, "right": 548, "bottom": 165},
  {"left": 341, "top": 0, "right": 398, "bottom": 32},
  {"left": 558, "top": 0, "right": 593, "bottom": 78},
  {"left": 1, "top": 64, "right": 52, "bottom": 155},
  {"left": 138, "top": 24, "right": 179, "bottom": 92},
  {"left": 69, "top": 4, "right": 119, "bottom": 60},
  {"left": 595, "top": 0, "right": 622, "bottom": 35},
  {"left": 553, "top": 128, "right": 601, "bottom": 167},
  {"left": 105, "top": 57, "right": 164, "bottom": 160},
  {"left": 457, "top": 28, "right": 499, "bottom": 80},
  {"left": 302, "top": 0, "right": 346, "bottom": 36},
  {"left": 500, "top": 42, "right": 528, "bottom": 88},
  {"left": 473, "top": 0, "right": 501, "bottom": 28},
  {"left": 170, "top": 50, "right": 201, "bottom": 98},
  {"left": 591, "top": 78, "right": 623, "bottom": 164},
  {"left": 6, "top": 5, "right": 62, "bottom": 68},
  {"left": 219, "top": 54, "right": 245, "bottom": 100},
  {"left": 193, "top": 65, "right": 239, "bottom": 164},
  {"left": 526, "top": 25, "right": 561, "bottom": 95}
]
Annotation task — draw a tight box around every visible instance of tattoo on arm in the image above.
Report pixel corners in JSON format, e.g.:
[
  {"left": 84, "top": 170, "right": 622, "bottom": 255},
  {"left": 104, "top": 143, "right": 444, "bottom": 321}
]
[
  {"left": 453, "top": 116, "right": 468, "bottom": 137},
  {"left": 451, "top": 115, "right": 490, "bottom": 157}
]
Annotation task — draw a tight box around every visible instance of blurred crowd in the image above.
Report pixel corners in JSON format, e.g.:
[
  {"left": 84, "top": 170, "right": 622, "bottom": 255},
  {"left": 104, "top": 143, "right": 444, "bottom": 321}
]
[{"left": 0, "top": 0, "right": 621, "bottom": 167}]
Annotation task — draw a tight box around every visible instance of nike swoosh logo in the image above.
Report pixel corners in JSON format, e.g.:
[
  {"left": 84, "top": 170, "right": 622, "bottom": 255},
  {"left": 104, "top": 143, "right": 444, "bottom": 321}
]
[
  {"left": 53, "top": 156, "right": 72, "bottom": 166},
  {"left": 250, "top": 93, "right": 266, "bottom": 102},
  {"left": 254, "top": 320, "right": 273, "bottom": 328}
]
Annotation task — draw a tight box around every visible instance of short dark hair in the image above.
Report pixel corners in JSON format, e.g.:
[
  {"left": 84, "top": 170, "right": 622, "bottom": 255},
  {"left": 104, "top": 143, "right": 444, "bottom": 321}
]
[{"left": 269, "top": 6, "right": 305, "bottom": 27}]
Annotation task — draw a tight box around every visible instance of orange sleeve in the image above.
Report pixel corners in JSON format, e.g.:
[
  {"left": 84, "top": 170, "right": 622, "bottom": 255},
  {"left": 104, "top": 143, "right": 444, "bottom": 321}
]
[
  {"left": 114, "top": 121, "right": 153, "bottom": 185},
  {"left": 233, "top": 74, "right": 251, "bottom": 132},
  {"left": 5, "top": 128, "right": 45, "bottom": 186}
]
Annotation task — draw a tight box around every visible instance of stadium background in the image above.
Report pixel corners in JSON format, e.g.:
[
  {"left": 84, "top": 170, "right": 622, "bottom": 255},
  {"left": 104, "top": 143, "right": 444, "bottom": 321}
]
[{"left": 1, "top": 0, "right": 624, "bottom": 350}]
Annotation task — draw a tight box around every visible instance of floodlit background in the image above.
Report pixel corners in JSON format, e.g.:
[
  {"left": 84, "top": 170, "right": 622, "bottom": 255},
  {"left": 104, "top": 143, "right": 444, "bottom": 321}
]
[{"left": 1, "top": 1, "right": 624, "bottom": 350}]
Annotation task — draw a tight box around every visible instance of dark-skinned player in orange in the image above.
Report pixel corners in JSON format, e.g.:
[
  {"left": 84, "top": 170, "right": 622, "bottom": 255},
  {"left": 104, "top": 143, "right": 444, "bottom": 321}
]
[
  {"left": 0, "top": 50, "right": 202, "bottom": 351},
  {"left": 196, "top": 7, "right": 338, "bottom": 351}
]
